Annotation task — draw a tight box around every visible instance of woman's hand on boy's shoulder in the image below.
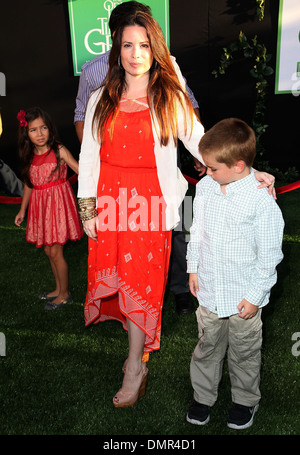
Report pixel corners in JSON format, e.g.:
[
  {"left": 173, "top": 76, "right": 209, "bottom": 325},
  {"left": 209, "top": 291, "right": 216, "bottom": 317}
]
[{"left": 253, "top": 169, "right": 276, "bottom": 199}]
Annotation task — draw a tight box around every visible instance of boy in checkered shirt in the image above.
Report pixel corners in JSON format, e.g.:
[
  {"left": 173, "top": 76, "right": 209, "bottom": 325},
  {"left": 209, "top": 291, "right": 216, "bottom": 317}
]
[{"left": 186, "top": 118, "right": 284, "bottom": 429}]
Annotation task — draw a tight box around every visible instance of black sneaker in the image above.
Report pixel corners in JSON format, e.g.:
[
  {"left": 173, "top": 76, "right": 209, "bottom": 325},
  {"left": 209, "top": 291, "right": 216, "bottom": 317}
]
[
  {"left": 227, "top": 403, "right": 259, "bottom": 430},
  {"left": 186, "top": 400, "right": 210, "bottom": 425}
]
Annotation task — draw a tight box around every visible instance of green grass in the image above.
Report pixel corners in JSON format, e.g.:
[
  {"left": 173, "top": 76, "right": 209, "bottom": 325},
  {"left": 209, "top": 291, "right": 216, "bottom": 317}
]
[{"left": 0, "top": 188, "right": 300, "bottom": 436}]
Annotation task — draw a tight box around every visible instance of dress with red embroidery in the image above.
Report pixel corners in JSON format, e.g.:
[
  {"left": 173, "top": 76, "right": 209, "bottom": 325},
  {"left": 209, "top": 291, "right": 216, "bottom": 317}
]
[
  {"left": 84, "top": 97, "right": 172, "bottom": 354},
  {"left": 27, "top": 149, "right": 83, "bottom": 248}
]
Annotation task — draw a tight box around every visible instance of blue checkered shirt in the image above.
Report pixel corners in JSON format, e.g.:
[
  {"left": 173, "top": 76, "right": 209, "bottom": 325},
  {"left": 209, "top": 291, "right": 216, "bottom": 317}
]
[{"left": 187, "top": 170, "right": 284, "bottom": 317}]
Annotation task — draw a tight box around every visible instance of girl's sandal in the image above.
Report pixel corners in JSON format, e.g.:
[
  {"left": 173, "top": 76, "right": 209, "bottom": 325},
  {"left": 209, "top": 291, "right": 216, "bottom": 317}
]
[
  {"left": 38, "top": 291, "right": 58, "bottom": 300},
  {"left": 44, "top": 293, "right": 72, "bottom": 310}
]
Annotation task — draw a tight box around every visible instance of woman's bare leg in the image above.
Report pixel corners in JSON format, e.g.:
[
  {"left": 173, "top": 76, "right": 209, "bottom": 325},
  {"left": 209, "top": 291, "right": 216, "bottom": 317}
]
[{"left": 113, "top": 319, "right": 148, "bottom": 406}]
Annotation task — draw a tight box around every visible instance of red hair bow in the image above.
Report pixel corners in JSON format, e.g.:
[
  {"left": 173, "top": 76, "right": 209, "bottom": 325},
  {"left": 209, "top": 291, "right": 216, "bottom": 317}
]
[{"left": 17, "top": 110, "right": 28, "bottom": 127}]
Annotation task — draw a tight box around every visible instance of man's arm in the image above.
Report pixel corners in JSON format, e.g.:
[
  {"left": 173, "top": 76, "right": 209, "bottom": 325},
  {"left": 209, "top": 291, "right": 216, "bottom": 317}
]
[
  {"left": 74, "top": 53, "right": 110, "bottom": 143},
  {"left": 74, "top": 68, "right": 92, "bottom": 143},
  {"left": 75, "top": 121, "right": 84, "bottom": 144}
]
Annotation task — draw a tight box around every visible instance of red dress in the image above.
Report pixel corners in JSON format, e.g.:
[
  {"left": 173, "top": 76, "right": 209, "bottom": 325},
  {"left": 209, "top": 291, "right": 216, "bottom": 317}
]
[
  {"left": 84, "top": 98, "right": 172, "bottom": 354},
  {"left": 27, "top": 149, "right": 83, "bottom": 248}
]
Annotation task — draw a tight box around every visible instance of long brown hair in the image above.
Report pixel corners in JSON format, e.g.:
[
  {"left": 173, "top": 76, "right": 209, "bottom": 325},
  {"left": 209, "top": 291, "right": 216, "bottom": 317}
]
[
  {"left": 92, "top": 11, "right": 194, "bottom": 146},
  {"left": 18, "top": 107, "right": 61, "bottom": 187}
]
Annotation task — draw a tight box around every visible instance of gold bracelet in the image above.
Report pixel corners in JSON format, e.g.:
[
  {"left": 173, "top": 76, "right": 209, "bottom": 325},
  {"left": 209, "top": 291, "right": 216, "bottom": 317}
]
[
  {"left": 78, "top": 197, "right": 96, "bottom": 220},
  {"left": 79, "top": 208, "right": 98, "bottom": 221},
  {"left": 78, "top": 197, "right": 96, "bottom": 210}
]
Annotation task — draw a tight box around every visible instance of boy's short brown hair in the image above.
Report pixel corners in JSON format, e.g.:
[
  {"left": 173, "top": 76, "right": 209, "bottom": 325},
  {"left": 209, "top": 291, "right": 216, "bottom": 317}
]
[{"left": 199, "top": 118, "right": 256, "bottom": 167}]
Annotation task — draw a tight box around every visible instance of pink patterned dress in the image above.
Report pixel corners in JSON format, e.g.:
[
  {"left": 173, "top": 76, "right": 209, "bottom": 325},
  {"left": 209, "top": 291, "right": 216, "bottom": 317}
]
[
  {"left": 84, "top": 98, "right": 172, "bottom": 355},
  {"left": 27, "top": 149, "right": 83, "bottom": 248}
]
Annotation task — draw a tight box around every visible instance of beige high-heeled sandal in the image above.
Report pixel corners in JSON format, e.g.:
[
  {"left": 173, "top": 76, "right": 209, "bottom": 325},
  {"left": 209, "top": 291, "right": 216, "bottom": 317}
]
[{"left": 113, "top": 366, "right": 148, "bottom": 408}]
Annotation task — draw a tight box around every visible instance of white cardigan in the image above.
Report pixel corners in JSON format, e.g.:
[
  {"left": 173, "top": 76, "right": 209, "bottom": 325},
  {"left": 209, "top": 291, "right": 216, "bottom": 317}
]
[{"left": 78, "top": 89, "right": 205, "bottom": 230}]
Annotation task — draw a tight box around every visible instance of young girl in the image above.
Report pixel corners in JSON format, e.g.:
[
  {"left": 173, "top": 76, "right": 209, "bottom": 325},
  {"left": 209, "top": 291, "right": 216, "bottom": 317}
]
[{"left": 15, "top": 107, "right": 83, "bottom": 310}]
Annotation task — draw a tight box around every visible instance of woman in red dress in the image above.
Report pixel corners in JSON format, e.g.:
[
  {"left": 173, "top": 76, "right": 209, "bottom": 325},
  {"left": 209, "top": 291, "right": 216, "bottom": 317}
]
[{"left": 78, "top": 11, "right": 206, "bottom": 408}]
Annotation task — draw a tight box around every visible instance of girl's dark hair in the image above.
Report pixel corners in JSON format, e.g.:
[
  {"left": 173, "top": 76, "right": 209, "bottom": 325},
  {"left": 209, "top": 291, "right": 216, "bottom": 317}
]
[{"left": 18, "top": 107, "right": 61, "bottom": 186}]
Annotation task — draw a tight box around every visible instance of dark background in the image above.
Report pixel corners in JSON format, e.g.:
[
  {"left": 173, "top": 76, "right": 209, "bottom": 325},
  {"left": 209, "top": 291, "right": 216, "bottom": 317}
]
[{"left": 0, "top": 0, "right": 299, "bottom": 177}]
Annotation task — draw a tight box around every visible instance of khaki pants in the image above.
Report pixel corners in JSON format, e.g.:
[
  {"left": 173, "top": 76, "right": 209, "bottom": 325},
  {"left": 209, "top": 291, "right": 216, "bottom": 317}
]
[{"left": 190, "top": 306, "right": 262, "bottom": 407}]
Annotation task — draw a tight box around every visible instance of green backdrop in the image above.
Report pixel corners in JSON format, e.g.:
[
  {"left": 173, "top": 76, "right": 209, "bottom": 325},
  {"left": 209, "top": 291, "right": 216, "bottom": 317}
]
[
  {"left": 275, "top": 0, "right": 300, "bottom": 94},
  {"left": 68, "top": 0, "right": 169, "bottom": 76}
]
